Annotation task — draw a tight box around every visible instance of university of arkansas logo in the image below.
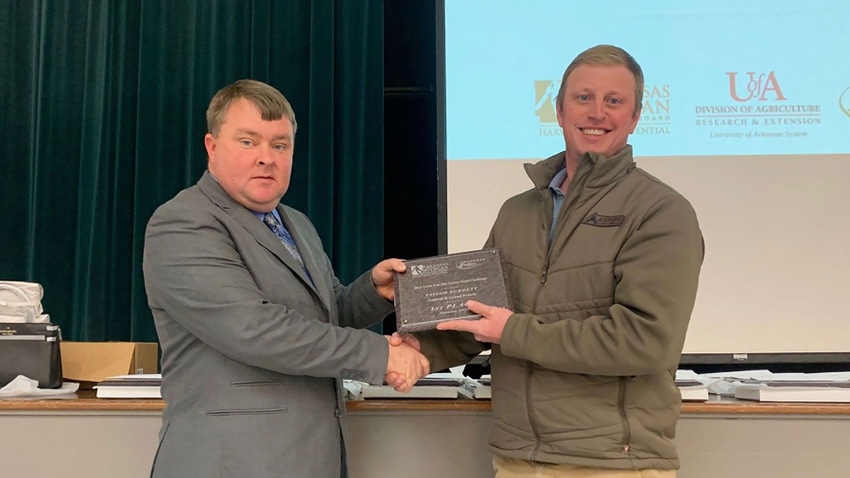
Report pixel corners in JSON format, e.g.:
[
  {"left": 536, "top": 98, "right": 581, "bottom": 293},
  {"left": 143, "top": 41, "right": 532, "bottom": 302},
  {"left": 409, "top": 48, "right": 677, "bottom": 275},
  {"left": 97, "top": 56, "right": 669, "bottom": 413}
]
[{"left": 726, "top": 71, "right": 786, "bottom": 102}]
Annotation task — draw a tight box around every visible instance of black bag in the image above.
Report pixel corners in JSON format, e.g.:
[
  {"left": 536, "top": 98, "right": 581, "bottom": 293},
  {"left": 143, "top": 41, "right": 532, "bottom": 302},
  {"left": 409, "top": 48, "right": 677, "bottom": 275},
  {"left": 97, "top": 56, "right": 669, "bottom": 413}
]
[{"left": 0, "top": 322, "right": 63, "bottom": 389}]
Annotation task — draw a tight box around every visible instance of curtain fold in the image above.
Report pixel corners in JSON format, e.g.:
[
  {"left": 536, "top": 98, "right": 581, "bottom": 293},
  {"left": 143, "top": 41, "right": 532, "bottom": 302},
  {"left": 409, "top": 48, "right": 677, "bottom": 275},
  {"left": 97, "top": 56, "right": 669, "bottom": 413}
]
[
  {"left": 331, "top": 0, "right": 385, "bottom": 282},
  {"left": 0, "top": 0, "right": 384, "bottom": 342}
]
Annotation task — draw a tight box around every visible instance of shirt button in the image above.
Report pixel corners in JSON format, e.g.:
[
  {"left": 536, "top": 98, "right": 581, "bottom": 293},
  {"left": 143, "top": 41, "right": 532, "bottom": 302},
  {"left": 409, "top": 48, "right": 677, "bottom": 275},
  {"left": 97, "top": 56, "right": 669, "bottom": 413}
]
[{"left": 334, "top": 408, "right": 342, "bottom": 418}]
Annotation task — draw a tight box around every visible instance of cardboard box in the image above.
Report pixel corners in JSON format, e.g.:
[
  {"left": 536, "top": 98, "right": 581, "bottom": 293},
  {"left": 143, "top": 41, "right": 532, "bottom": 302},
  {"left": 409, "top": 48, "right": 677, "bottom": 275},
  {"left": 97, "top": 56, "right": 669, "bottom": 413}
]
[{"left": 60, "top": 342, "right": 159, "bottom": 388}]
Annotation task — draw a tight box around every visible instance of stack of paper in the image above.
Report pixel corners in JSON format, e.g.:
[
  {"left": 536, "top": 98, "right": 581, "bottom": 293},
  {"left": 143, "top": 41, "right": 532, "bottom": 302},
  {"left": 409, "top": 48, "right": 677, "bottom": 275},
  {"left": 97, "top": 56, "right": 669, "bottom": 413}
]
[
  {"left": 94, "top": 374, "right": 162, "bottom": 399},
  {"left": 701, "top": 370, "right": 850, "bottom": 401},
  {"left": 701, "top": 370, "right": 774, "bottom": 396},
  {"left": 675, "top": 370, "right": 714, "bottom": 401},
  {"left": 734, "top": 380, "right": 850, "bottom": 402},
  {"left": 675, "top": 379, "right": 710, "bottom": 401},
  {"left": 348, "top": 373, "right": 475, "bottom": 400}
]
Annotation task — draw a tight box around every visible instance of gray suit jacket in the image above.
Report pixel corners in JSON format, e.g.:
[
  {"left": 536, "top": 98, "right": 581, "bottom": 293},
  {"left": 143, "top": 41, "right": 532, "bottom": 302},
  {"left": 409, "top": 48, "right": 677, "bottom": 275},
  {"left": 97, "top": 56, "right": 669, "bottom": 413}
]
[{"left": 143, "top": 172, "right": 393, "bottom": 477}]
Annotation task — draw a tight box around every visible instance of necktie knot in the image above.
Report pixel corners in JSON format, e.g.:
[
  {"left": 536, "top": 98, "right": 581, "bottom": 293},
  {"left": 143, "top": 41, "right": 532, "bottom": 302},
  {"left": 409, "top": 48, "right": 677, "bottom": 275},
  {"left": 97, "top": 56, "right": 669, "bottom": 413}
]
[{"left": 262, "top": 212, "right": 281, "bottom": 233}]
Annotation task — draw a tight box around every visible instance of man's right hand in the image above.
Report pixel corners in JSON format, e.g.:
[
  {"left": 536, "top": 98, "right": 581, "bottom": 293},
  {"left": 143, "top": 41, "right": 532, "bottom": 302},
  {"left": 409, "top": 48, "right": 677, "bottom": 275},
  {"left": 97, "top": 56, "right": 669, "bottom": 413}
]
[
  {"left": 388, "top": 332, "right": 421, "bottom": 351},
  {"left": 384, "top": 336, "right": 429, "bottom": 392}
]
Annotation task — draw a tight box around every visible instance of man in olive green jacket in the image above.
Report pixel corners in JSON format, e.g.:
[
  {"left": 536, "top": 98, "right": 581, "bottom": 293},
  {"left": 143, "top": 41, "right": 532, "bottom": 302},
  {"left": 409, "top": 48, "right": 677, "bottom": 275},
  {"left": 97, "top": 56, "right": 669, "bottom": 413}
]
[{"left": 405, "top": 45, "right": 704, "bottom": 477}]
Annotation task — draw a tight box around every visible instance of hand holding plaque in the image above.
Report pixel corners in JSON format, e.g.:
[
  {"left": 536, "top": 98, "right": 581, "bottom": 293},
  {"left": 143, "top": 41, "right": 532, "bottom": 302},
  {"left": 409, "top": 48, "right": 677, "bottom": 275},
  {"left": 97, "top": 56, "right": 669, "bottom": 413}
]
[{"left": 393, "top": 249, "right": 512, "bottom": 334}]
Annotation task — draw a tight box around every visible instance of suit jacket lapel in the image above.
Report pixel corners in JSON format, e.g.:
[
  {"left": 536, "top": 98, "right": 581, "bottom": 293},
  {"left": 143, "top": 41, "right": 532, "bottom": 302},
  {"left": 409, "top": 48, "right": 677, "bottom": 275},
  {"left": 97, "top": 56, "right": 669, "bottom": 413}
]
[
  {"left": 276, "top": 206, "right": 334, "bottom": 312},
  {"left": 197, "top": 172, "right": 321, "bottom": 297}
]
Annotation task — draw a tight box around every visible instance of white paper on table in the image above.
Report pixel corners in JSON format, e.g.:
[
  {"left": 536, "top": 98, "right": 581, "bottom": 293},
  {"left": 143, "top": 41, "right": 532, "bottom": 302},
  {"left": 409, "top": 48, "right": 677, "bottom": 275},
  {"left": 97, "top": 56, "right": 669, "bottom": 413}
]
[{"left": 0, "top": 375, "right": 79, "bottom": 398}]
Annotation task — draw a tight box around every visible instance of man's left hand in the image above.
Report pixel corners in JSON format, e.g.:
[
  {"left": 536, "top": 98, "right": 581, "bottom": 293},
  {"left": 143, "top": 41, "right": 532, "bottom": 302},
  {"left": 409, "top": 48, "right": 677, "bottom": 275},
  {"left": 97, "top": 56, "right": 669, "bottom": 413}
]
[
  {"left": 372, "top": 259, "right": 406, "bottom": 301},
  {"left": 436, "top": 300, "right": 512, "bottom": 344}
]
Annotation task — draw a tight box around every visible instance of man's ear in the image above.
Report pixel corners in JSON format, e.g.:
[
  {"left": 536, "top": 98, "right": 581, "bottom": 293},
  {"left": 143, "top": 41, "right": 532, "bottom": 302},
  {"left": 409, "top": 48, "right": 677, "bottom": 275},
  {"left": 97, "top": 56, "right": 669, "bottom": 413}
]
[
  {"left": 628, "top": 108, "right": 641, "bottom": 134},
  {"left": 556, "top": 100, "right": 565, "bottom": 128},
  {"left": 204, "top": 133, "right": 216, "bottom": 159}
]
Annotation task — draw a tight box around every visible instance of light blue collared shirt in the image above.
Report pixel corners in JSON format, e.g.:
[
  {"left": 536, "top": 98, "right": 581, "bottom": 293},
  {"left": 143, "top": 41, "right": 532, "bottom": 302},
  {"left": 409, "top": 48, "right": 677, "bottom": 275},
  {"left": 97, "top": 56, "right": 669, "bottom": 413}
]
[
  {"left": 209, "top": 171, "right": 311, "bottom": 281},
  {"left": 208, "top": 171, "right": 284, "bottom": 225},
  {"left": 252, "top": 208, "right": 283, "bottom": 225},
  {"left": 547, "top": 168, "right": 568, "bottom": 244}
]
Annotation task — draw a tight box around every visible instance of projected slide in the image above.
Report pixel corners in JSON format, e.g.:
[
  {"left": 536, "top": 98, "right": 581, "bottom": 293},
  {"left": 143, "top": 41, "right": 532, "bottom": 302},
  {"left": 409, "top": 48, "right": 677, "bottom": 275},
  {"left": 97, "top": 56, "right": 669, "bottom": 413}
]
[
  {"left": 445, "top": 0, "right": 850, "bottom": 159},
  {"left": 441, "top": 0, "right": 850, "bottom": 356}
]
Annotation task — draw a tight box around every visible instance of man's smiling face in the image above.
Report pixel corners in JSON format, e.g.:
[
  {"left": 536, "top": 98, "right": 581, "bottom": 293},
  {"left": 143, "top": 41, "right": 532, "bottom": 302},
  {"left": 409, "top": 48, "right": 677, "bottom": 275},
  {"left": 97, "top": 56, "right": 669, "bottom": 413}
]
[{"left": 557, "top": 63, "right": 640, "bottom": 164}]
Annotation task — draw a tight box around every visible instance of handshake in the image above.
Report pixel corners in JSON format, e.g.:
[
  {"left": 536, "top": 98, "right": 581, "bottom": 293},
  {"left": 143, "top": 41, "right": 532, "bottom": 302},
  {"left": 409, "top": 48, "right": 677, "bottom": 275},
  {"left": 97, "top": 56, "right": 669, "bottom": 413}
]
[{"left": 383, "top": 333, "right": 428, "bottom": 393}]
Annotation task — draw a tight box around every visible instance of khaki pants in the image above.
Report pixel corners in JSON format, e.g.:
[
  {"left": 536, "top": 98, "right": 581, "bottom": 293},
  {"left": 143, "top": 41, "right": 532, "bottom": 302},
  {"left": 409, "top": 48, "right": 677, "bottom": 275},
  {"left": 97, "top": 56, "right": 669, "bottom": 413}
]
[{"left": 493, "top": 456, "right": 677, "bottom": 478}]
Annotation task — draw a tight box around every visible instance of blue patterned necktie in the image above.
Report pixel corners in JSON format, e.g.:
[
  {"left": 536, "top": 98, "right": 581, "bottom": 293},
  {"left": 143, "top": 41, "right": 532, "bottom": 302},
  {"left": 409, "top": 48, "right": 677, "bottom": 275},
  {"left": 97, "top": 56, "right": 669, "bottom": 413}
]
[{"left": 262, "top": 212, "right": 306, "bottom": 271}]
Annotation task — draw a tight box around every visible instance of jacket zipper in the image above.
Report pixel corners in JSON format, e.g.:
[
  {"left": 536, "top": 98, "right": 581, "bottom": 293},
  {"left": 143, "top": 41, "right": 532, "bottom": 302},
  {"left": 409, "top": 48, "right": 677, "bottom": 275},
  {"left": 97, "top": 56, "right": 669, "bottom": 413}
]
[
  {"left": 529, "top": 155, "right": 631, "bottom": 458},
  {"left": 530, "top": 166, "right": 591, "bottom": 459},
  {"left": 529, "top": 228, "right": 551, "bottom": 458},
  {"left": 540, "top": 258, "right": 549, "bottom": 284},
  {"left": 526, "top": 362, "right": 542, "bottom": 460},
  {"left": 618, "top": 376, "right": 632, "bottom": 454}
]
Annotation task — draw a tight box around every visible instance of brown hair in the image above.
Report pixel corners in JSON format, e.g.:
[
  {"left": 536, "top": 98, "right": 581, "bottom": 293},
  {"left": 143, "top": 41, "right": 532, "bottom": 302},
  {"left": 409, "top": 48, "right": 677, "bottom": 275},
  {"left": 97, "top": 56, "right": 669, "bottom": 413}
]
[{"left": 206, "top": 79, "right": 297, "bottom": 136}]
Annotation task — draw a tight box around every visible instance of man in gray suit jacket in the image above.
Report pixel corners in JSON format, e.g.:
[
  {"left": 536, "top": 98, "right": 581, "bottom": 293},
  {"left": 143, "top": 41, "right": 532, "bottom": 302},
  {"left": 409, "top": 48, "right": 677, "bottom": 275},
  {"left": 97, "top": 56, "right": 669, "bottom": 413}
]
[{"left": 143, "top": 79, "right": 428, "bottom": 477}]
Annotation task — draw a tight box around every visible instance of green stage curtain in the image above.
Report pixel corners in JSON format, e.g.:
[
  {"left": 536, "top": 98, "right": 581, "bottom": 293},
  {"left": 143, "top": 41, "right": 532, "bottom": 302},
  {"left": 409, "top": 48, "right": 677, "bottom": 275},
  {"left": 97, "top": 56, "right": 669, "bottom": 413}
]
[{"left": 0, "top": 0, "right": 384, "bottom": 341}]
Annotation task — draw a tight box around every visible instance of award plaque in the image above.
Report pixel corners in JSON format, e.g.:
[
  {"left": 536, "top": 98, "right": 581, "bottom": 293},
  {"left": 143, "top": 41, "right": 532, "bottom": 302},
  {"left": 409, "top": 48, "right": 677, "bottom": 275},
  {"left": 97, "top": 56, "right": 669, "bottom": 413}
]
[{"left": 393, "top": 248, "right": 512, "bottom": 334}]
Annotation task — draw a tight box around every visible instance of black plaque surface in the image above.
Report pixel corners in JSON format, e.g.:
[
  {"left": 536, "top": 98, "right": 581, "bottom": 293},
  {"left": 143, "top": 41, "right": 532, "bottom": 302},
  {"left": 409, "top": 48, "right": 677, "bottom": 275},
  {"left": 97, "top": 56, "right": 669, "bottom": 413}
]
[{"left": 394, "top": 248, "right": 512, "bottom": 334}]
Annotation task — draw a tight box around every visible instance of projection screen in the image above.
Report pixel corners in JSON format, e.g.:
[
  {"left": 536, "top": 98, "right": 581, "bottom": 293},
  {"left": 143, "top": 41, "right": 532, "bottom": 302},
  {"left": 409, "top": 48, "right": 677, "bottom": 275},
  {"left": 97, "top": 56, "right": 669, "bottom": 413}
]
[{"left": 440, "top": 0, "right": 850, "bottom": 359}]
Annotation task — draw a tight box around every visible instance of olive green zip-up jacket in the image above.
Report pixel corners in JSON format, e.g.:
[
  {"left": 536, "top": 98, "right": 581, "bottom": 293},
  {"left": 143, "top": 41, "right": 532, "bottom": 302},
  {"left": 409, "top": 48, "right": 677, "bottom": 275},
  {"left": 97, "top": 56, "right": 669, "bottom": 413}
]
[{"left": 420, "top": 145, "right": 703, "bottom": 470}]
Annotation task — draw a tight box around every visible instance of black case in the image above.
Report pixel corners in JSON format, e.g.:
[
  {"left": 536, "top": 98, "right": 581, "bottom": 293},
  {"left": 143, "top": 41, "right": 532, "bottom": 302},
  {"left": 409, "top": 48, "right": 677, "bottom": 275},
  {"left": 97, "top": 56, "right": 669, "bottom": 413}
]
[{"left": 0, "top": 322, "right": 63, "bottom": 389}]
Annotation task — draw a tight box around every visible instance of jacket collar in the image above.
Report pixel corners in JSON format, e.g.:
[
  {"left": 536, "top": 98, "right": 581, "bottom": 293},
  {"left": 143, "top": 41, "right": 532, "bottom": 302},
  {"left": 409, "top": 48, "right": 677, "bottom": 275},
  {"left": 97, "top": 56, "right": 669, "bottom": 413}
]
[
  {"left": 196, "top": 171, "right": 319, "bottom": 293},
  {"left": 198, "top": 170, "right": 236, "bottom": 209},
  {"left": 525, "top": 145, "right": 636, "bottom": 190}
]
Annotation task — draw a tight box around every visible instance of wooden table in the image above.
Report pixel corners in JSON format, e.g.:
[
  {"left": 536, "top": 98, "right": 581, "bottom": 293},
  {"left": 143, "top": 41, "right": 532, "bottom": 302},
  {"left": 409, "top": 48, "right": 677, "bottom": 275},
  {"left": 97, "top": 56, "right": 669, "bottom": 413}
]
[{"left": 2, "top": 392, "right": 849, "bottom": 477}]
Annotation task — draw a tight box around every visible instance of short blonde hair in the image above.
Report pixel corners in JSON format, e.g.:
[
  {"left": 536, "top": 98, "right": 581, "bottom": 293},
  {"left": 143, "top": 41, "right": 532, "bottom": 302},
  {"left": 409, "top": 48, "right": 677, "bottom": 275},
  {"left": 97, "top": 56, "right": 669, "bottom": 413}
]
[{"left": 556, "top": 45, "right": 644, "bottom": 117}]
